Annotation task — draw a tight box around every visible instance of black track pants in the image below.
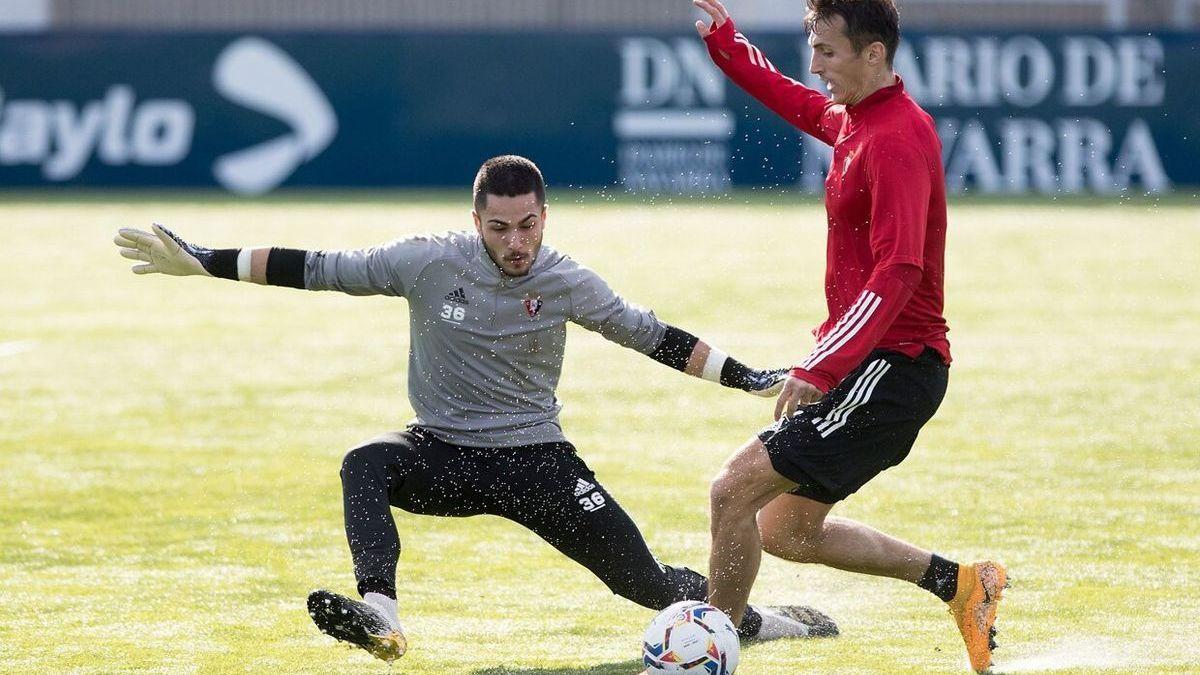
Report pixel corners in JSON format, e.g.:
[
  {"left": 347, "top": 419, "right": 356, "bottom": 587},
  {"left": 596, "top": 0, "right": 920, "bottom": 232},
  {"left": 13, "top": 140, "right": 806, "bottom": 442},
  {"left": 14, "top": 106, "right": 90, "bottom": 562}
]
[{"left": 339, "top": 427, "right": 709, "bottom": 610}]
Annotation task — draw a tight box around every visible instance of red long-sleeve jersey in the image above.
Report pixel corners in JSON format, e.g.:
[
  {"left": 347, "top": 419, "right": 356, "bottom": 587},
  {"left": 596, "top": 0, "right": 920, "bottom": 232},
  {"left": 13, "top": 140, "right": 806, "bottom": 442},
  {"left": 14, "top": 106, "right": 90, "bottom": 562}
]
[{"left": 705, "top": 20, "right": 951, "bottom": 392}]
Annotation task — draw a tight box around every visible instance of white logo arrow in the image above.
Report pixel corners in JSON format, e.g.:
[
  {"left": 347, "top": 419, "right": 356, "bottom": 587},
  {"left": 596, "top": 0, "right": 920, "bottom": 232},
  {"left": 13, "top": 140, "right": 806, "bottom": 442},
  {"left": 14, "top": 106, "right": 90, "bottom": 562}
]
[{"left": 212, "top": 37, "right": 338, "bottom": 195}]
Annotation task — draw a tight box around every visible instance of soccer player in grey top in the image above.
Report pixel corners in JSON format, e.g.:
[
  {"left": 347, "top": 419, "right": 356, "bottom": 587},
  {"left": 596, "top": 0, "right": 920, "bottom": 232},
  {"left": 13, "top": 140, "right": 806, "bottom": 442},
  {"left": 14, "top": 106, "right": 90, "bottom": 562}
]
[{"left": 113, "top": 155, "right": 837, "bottom": 663}]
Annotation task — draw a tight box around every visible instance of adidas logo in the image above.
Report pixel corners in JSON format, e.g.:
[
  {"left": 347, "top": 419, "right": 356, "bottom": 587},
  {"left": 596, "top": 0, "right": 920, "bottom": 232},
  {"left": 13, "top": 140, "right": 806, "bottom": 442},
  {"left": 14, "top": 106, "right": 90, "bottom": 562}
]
[
  {"left": 573, "top": 478, "right": 596, "bottom": 497},
  {"left": 444, "top": 287, "right": 469, "bottom": 305}
]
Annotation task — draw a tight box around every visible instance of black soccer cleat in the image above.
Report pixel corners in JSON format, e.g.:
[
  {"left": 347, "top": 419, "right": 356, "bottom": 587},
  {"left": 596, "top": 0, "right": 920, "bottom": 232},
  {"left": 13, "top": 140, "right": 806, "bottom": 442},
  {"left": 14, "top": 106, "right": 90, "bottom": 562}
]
[
  {"left": 307, "top": 589, "right": 407, "bottom": 663},
  {"left": 769, "top": 605, "right": 841, "bottom": 638}
]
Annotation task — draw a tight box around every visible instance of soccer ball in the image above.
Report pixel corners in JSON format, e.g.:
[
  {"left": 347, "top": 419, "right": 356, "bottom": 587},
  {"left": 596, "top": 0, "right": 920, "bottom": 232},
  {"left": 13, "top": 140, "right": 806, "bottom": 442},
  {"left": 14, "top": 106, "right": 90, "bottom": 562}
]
[{"left": 642, "top": 601, "right": 740, "bottom": 674}]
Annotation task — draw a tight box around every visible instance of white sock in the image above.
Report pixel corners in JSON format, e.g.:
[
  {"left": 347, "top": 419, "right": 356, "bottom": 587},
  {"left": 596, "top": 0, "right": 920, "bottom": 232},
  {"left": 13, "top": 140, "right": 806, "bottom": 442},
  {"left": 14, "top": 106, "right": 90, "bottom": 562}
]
[
  {"left": 755, "top": 608, "right": 809, "bottom": 640},
  {"left": 363, "top": 592, "right": 404, "bottom": 633}
]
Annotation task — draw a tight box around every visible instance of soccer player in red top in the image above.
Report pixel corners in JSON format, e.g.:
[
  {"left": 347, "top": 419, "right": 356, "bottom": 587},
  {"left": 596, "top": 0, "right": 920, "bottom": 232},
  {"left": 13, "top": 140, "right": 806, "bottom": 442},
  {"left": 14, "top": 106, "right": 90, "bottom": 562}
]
[{"left": 694, "top": 1, "right": 1006, "bottom": 671}]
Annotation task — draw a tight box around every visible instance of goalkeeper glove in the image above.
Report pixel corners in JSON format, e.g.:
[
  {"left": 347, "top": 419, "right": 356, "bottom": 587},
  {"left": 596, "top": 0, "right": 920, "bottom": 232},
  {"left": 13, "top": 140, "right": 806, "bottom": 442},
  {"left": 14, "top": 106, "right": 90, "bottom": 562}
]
[{"left": 114, "top": 224, "right": 232, "bottom": 278}]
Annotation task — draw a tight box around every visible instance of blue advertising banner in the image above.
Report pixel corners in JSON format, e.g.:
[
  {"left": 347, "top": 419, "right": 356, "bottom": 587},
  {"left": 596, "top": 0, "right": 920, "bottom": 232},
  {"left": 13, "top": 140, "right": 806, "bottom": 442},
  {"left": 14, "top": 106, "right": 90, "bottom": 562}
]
[{"left": 0, "top": 30, "right": 1194, "bottom": 194}]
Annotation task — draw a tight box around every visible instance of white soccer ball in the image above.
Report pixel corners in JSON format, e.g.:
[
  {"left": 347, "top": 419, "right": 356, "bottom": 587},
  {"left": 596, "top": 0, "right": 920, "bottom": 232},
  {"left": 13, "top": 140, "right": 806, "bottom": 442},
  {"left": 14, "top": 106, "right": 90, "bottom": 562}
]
[{"left": 642, "top": 600, "right": 740, "bottom": 674}]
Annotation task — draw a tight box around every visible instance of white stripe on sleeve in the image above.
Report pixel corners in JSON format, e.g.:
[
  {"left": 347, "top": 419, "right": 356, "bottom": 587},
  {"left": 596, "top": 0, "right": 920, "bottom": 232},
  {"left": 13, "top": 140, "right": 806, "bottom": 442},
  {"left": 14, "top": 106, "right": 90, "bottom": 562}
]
[
  {"left": 734, "top": 34, "right": 766, "bottom": 69},
  {"left": 751, "top": 45, "right": 770, "bottom": 69},
  {"left": 800, "top": 291, "right": 882, "bottom": 370},
  {"left": 803, "top": 292, "right": 872, "bottom": 363}
]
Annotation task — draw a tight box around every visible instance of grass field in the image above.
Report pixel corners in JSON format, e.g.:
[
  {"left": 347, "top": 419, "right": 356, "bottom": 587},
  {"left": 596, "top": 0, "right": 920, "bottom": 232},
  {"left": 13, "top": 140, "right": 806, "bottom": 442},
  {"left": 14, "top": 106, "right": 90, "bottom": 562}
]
[{"left": 1, "top": 195, "right": 1198, "bottom": 674}]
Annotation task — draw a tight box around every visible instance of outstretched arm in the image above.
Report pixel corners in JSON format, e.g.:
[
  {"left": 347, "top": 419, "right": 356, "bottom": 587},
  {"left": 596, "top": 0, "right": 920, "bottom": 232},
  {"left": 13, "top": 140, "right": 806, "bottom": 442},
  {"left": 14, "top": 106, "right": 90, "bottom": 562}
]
[
  {"left": 649, "top": 324, "right": 786, "bottom": 397},
  {"left": 114, "top": 224, "right": 430, "bottom": 296},
  {"left": 694, "top": 0, "right": 841, "bottom": 145},
  {"left": 114, "top": 224, "right": 306, "bottom": 287}
]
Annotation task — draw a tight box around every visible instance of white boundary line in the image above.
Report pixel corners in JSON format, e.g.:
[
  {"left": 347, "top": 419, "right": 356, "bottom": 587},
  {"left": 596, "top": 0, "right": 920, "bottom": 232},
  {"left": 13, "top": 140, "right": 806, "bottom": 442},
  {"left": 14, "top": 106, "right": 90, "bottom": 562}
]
[{"left": 0, "top": 340, "right": 38, "bottom": 358}]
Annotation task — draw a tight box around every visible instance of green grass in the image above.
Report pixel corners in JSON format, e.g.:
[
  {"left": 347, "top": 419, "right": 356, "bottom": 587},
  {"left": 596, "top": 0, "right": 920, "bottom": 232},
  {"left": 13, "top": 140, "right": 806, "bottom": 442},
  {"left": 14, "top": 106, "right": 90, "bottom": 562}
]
[{"left": 1, "top": 196, "right": 1198, "bottom": 674}]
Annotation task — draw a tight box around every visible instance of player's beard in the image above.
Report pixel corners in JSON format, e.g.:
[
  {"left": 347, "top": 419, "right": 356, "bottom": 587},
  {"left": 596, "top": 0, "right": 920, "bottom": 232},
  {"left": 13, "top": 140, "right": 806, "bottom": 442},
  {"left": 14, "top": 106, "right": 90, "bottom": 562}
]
[{"left": 483, "top": 239, "right": 540, "bottom": 277}]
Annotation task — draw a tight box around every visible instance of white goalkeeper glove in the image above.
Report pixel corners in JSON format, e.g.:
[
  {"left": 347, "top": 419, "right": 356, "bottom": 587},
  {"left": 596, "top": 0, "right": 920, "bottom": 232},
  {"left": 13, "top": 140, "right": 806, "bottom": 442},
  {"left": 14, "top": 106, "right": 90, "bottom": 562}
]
[{"left": 113, "top": 224, "right": 212, "bottom": 277}]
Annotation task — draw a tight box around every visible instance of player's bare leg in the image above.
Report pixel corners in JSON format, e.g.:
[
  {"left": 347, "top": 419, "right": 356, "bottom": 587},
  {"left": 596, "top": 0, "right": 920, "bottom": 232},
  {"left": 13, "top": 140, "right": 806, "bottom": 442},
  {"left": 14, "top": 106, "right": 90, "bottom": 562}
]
[
  {"left": 755, "top": 477, "right": 1007, "bottom": 672},
  {"left": 706, "top": 438, "right": 797, "bottom": 625},
  {"left": 756, "top": 494, "right": 929, "bottom": 580}
]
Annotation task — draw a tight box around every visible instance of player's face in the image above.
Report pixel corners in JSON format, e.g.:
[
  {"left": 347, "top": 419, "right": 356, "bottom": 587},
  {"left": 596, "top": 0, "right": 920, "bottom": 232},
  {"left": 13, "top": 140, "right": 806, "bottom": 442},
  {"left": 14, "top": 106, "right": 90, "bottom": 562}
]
[
  {"left": 473, "top": 192, "right": 546, "bottom": 277},
  {"left": 808, "top": 15, "right": 878, "bottom": 106}
]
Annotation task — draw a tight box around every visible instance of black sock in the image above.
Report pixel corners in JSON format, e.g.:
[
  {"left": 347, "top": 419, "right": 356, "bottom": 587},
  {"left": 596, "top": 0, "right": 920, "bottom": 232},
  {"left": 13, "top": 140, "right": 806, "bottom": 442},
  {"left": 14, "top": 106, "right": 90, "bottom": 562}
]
[
  {"left": 917, "top": 553, "right": 960, "bottom": 602},
  {"left": 736, "top": 605, "right": 763, "bottom": 639},
  {"left": 357, "top": 576, "right": 396, "bottom": 600}
]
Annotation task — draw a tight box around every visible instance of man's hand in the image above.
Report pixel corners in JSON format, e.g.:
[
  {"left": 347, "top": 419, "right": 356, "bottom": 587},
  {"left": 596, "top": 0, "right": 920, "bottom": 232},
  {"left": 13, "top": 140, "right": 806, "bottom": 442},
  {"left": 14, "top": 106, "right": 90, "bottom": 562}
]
[
  {"left": 114, "top": 224, "right": 211, "bottom": 277},
  {"left": 693, "top": 0, "right": 730, "bottom": 37},
  {"left": 745, "top": 368, "right": 788, "bottom": 398},
  {"left": 774, "top": 376, "right": 824, "bottom": 421}
]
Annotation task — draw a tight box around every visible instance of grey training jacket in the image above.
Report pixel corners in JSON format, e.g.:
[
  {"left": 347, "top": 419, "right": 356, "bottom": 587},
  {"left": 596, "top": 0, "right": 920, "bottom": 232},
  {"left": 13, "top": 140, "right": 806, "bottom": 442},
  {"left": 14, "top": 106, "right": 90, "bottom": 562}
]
[{"left": 304, "top": 230, "right": 666, "bottom": 447}]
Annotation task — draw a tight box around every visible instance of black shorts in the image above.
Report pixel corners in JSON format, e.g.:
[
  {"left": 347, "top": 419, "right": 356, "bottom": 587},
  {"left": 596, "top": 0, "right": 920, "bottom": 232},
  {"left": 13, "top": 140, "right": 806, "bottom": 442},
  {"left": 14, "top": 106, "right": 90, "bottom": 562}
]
[{"left": 759, "top": 348, "right": 948, "bottom": 504}]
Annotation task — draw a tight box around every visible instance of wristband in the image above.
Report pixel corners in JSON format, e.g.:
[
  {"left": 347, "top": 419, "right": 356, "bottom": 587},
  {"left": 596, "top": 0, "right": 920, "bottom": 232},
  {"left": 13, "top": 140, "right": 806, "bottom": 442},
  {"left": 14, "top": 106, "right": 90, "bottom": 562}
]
[
  {"left": 649, "top": 325, "right": 700, "bottom": 371},
  {"left": 265, "top": 247, "right": 307, "bottom": 288}
]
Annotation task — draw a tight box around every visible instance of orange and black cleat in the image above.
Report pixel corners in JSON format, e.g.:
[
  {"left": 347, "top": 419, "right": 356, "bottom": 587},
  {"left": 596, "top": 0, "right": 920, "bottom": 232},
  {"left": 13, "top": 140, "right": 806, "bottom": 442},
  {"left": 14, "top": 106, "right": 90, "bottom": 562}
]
[{"left": 947, "top": 561, "right": 1008, "bottom": 673}]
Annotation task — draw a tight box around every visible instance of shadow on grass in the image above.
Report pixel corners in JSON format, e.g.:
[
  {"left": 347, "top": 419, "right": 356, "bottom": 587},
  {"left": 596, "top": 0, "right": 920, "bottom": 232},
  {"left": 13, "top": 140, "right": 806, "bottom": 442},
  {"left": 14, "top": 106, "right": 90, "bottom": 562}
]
[{"left": 472, "top": 661, "right": 643, "bottom": 675}]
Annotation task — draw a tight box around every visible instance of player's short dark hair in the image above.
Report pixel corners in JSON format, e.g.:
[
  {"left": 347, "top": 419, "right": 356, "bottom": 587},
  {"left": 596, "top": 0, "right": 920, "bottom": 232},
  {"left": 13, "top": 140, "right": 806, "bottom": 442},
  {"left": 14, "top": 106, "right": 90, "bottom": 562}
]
[
  {"left": 805, "top": 0, "right": 900, "bottom": 67},
  {"left": 473, "top": 155, "right": 546, "bottom": 213}
]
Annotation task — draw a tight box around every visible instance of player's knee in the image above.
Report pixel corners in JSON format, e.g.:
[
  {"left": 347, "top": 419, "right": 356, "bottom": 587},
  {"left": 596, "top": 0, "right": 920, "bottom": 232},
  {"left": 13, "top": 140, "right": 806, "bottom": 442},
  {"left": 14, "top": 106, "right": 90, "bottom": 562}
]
[
  {"left": 709, "top": 471, "right": 753, "bottom": 520},
  {"left": 340, "top": 443, "right": 388, "bottom": 480},
  {"left": 708, "top": 474, "right": 733, "bottom": 514}
]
